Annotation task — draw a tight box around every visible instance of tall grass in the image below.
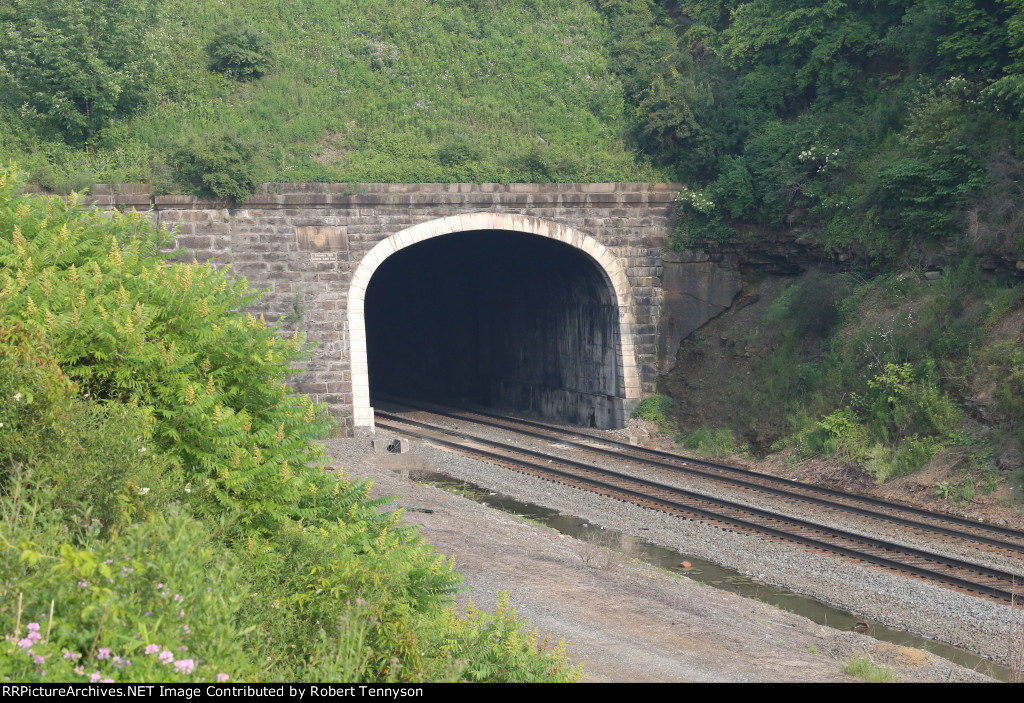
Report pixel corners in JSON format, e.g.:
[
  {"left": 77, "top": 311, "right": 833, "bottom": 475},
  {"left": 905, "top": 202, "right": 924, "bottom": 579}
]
[{"left": 1, "top": 0, "right": 668, "bottom": 188}]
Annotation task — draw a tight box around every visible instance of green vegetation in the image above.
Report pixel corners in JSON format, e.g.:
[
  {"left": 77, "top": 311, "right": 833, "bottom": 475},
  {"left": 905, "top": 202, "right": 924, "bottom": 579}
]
[
  {"left": 2, "top": 0, "right": 1023, "bottom": 493},
  {"left": 206, "top": 23, "right": 275, "bottom": 81},
  {"left": 631, "top": 394, "right": 675, "bottom": 433},
  {"left": 0, "top": 169, "right": 580, "bottom": 682},
  {"left": 843, "top": 654, "right": 896, "bottom": 683},
  {"left": 768, "top": 267, "right": 1023, "bottom": 483},
  {"left": 664, "top": 265, "right": 1024, "bottom": 485},
  {"left": 677, "top": 426, "right": 747, "bottom": 459},
  {"left": 618, "top": 0, "right": 1024, "bottom": 262},
  {"left": 170, "top": 132, "right": 266, "bottom": 202},
  {"left": 0, "top": 0, "right": 666, "bottom": 193},
  {"left": 0, "top": 0, "right": 166, "bottom": 144}
]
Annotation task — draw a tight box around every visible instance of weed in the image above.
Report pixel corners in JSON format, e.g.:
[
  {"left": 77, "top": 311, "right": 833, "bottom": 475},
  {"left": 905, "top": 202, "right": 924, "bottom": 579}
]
[
  {"left": 936, "top": 476, "right": 976, "bottom": 506},
  {"left": 843, "top": 654, "right": 895, "bottom": 682},
  {"left": 575, "top": 530, "right": 624, "bottom": 572},
  {"left": 631, "top": 395, "right": 675, "bottom": 434},
  {"left": 983, "top": 470, "right": 1001, "bottom": 494},
  {"left": 678, "top": 426, "right": 748, "bottom": 459}
]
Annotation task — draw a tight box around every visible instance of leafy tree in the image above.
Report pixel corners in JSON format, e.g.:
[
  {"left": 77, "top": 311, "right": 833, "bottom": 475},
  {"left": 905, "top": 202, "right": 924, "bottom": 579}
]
[
  {"left": 720, "top": 0, "right": 903, "bottom": 106},
  {"left": 0, "top": 0, "right": 167, "bottom": 143}
]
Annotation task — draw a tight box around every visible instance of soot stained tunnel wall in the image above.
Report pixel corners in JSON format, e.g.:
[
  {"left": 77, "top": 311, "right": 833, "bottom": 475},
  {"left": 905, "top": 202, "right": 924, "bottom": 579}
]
[{"left": 365, "top": 229, "right": 623, "bottom": 428}]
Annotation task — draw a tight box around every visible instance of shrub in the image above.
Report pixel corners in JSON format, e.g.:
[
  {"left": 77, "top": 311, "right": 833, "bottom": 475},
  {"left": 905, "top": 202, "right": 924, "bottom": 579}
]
[
  {"left": 0, "top": 167, "right": 331, "bottom": 535},
  {"left": 864, "top": 435, "right": 945, "bottom": 484},
  {"left": 433, "top": 594, "right": 582, "bottom": 682},
  {"left": 207, "top": 23, "right": 274, "bottom": 81},
  {"left": 0, "top": 489, "right": 253, "bottom": 683},
  {"left": 170, "top": 133, "right": 264, "bottom": 203},
  {"left": 0, "top": 168, "right": 583, "bottom": 683},
  {"left": 794, "top": 409, "right": 870, "bottom": 462},
  {"left": 438, "top": 137, "right": 483, "bottom": 167}
]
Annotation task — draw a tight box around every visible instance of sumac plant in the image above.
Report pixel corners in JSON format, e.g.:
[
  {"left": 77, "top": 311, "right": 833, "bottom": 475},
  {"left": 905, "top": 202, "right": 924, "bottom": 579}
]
[{"left": 0, "top": 166, "right": 336, "bottom": 535}]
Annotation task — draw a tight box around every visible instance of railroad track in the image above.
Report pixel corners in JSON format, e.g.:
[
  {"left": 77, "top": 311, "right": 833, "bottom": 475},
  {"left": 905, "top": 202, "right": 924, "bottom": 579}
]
[{"left": 373, "top": 398, "right": 1024, "bottom": 603}]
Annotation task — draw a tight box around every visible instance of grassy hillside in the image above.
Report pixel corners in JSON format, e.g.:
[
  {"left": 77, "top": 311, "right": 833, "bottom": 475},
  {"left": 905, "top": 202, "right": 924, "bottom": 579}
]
[{"left": 0, "top": 0, "right": 668, "bottom": 190}]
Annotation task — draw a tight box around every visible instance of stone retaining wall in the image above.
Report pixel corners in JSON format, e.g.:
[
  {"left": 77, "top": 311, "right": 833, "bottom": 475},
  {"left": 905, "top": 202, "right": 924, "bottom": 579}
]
[{"left": 91, "top": 183, "right": 678, "bottom": 435}]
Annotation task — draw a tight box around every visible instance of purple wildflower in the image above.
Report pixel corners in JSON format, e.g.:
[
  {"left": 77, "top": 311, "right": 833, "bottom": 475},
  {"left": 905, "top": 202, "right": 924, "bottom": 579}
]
[
  {"left": 173, "top": 659, "right": 195, "bottom": 675},
  {"left": 217, "top": 674, "right": 229, "bottom": 683},
  {"left": 159, "top": 650, "right": 174, "bottom": 664},
  {"left": 27, "top": 623, "right": 39, "bottom": 632},
  {"left": 90, "top": 671, "right": 101, "bottom": 682},
  {"left": 97, "top": 648, "right": 111, "bottom": 660},
  {"left": 144, "top": 644, "right": 161, "bottom": 655}
]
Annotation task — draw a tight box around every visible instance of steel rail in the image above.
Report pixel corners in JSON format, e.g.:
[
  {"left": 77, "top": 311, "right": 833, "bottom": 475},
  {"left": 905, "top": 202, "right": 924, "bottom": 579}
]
[
  {"left": 375, "top": 413, "right": 1022, "bottom": 602},
  {"left": 375, "top": 395, "right": 1024, "bottom": 552}
]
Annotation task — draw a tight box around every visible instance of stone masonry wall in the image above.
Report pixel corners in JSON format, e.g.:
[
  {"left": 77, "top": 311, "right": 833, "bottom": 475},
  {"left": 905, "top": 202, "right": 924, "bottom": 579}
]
[{"left": 91, "top": 183, "right": 677, "bottom": 435}]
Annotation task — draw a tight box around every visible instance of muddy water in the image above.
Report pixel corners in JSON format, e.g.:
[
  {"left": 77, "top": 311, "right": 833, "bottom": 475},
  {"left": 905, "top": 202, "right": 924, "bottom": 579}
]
[{"left": 406, "top": 468, "right": 1013, "bottom": 681}]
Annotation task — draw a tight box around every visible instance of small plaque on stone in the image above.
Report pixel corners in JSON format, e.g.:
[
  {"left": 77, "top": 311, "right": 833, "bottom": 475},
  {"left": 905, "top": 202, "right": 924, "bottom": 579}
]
[
  {"left": 310, "top": 252, "right": 338, "bottom": 263},
  {"left": 296, "top": 225, "right": 348, "bottom": 251}
]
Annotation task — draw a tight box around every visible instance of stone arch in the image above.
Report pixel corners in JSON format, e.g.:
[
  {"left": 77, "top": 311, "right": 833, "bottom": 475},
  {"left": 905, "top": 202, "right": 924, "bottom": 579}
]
[{"left": 346, "top": 212, "right": 641, "bottom": 431}]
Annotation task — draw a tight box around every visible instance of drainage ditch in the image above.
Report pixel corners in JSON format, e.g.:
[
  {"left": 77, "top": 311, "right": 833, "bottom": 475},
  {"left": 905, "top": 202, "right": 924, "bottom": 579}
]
[{"left": 406, "top": 468, "right": 1013, "bottom": 681}]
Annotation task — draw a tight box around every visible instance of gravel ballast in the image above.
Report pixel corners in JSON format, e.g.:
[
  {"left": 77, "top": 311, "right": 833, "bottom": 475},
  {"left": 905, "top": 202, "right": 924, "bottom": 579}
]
[{"left": 324, "top": 434, "right": 1009, "bottom": 682}]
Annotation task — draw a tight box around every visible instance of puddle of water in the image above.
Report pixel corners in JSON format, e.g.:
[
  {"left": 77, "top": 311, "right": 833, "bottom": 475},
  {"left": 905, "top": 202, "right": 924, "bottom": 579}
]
[{"left": 405, "top": 468, "right": 1014, "bottom": 681}]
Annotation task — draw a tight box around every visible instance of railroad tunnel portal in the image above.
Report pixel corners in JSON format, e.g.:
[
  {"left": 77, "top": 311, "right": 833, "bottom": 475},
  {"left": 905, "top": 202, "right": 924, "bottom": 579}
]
[{"left": 347, "top": 214, "right": 642, "bottom": 432}]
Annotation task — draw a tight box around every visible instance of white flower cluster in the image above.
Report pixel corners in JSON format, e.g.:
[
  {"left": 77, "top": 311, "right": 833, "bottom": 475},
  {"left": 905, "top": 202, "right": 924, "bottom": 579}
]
[
  {"left": 798, "top": 145, "right": 840, "bottom": 172},
  {"left": 676, "top": 186, "right": 715, "bottom": 215}
]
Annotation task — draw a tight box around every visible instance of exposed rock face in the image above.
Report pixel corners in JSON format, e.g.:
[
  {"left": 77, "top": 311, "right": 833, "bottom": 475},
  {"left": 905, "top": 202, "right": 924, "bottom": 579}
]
[{"left": 657, "top": 251, "right": 742, "bottom": 373}]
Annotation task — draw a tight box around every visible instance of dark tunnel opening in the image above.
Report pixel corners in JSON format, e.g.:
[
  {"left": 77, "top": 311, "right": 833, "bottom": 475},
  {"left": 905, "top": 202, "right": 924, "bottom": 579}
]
[{"left": 364, "top": 229, "right": 625, "bottom": 428}]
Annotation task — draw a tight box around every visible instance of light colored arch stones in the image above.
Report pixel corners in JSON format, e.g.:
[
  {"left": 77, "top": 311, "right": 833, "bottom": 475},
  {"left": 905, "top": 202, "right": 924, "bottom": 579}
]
[{"left": 346, "top": 212, "right": 642, "bottom": 431}]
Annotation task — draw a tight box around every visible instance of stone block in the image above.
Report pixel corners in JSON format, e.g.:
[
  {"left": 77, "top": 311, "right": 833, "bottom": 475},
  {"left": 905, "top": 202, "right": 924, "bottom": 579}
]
[{"left": 168, "top": 182, "right": 674, "bottom": 434}]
